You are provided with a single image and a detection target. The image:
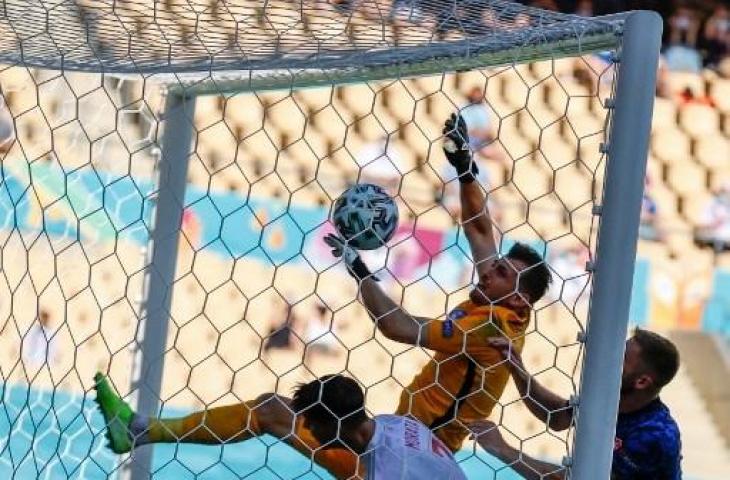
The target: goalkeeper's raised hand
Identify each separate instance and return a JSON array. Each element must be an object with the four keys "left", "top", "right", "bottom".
[
  {"left": 324, "top": 233, "right": 377, "bottom": 281},
  {"left": 443, "top": 113, "right": 478, "bottom": 184}
]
